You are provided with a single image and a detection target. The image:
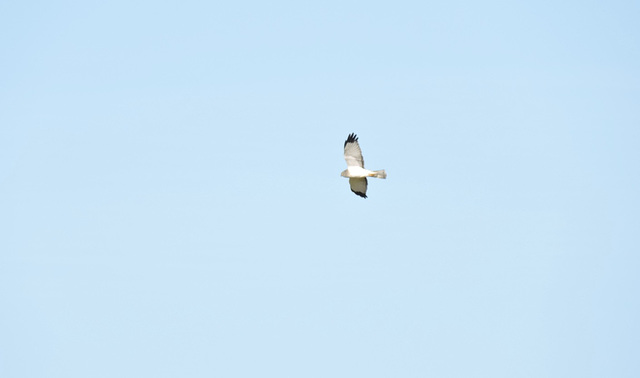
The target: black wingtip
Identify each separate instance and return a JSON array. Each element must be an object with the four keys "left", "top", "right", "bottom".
[
  {"left": 344, "top": 133, "right": 358, "bottom": 148},
  {"left": 351, "top": 190, "right": 367, "bottom": 199}
]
